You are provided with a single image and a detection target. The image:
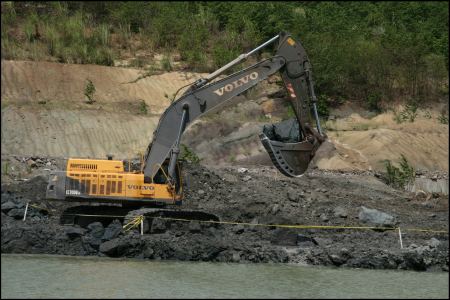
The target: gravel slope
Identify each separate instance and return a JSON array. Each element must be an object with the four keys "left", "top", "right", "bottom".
[{"left": 1, "top": 158, "right": 448, "bottom": 272}]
